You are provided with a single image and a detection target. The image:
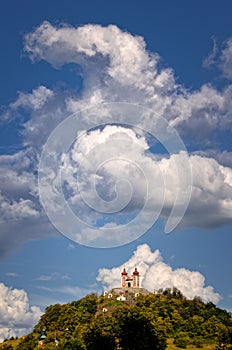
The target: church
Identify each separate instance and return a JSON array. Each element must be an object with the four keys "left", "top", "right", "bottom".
[
  {"left": 104, "top": 267, "right": 150, "bottom": 302},
  {"left": 121, "top": 267, "right": 140, "bottom": 288}
]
